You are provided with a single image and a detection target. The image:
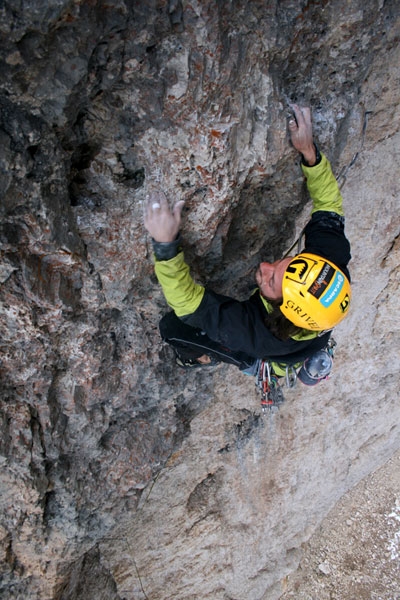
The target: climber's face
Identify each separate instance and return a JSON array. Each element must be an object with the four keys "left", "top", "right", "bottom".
[{"left": 256, "top": 257, "right": 293, "bottom": 301}]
